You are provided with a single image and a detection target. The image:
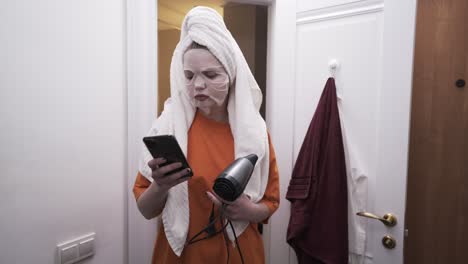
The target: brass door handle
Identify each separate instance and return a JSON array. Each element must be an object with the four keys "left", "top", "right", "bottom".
[{"left": 356, "top": 212, "right": 397, "bottom": 227}]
